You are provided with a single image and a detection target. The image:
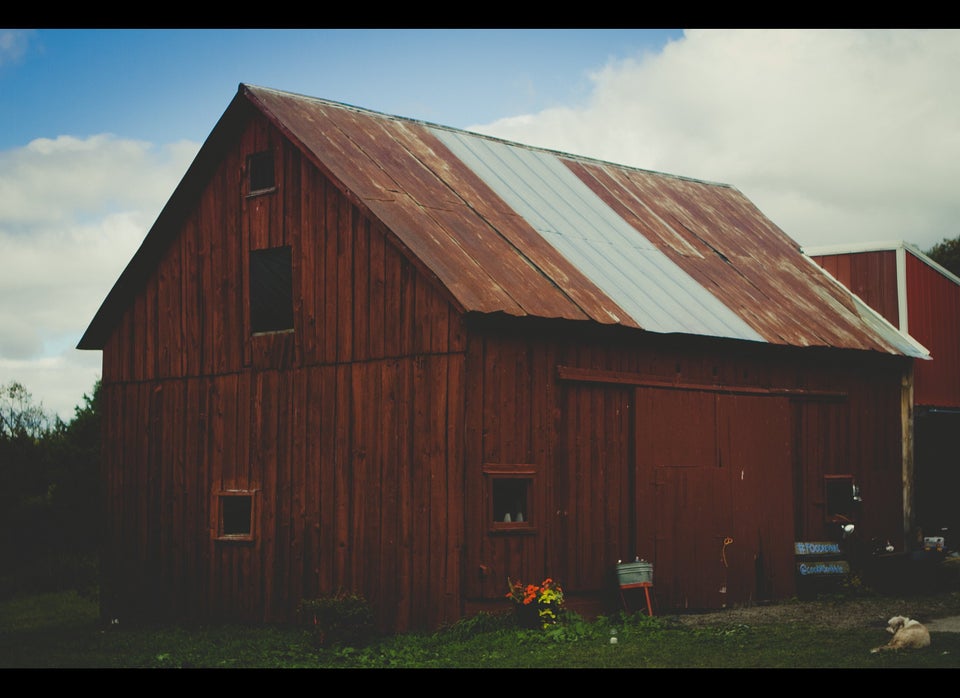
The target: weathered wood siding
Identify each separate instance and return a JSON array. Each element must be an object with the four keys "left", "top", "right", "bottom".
[
  {"left": 814, "top": 250, "right": 900, "bottom": 327},
  {"left": 904, "top": 252, "right": 960, "bottom": 408},
  {"left": 98, "top": 108, "right": 912, "bottom": 631},
  {"left": 99, "top": 113, "right": 466, "bottom": 633},
  {"left": 464, "top": 319, "right": 907, "bottom": 613}
]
